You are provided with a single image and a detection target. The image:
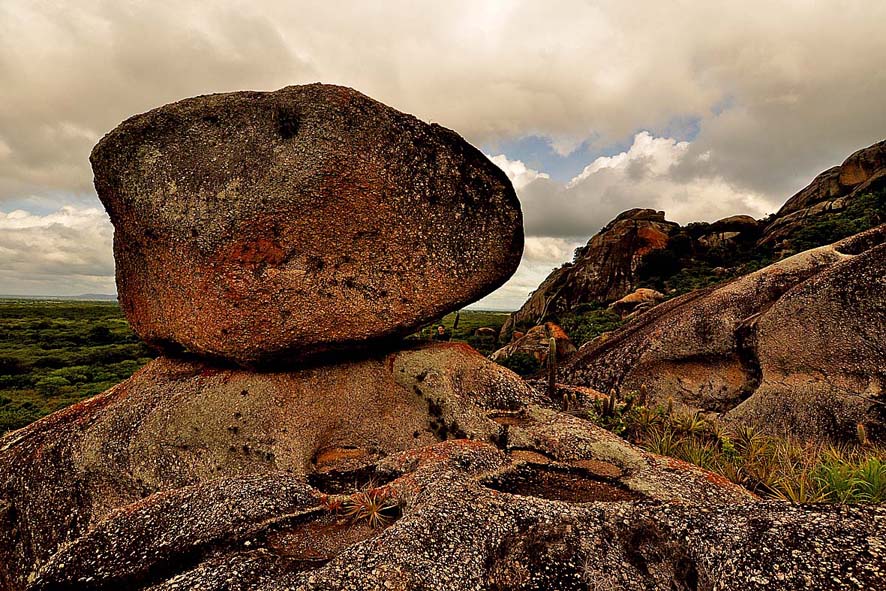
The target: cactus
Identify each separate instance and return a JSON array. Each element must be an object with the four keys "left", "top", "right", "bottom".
[
  {"left": 547, "top": 336, "right": 558, "bottom": 403},
  {"left": 622, "top": 391, "right": 636, "bottom": 415},
  {"left": 638, "top": 383, "right": 648, "bottom": 407},
  {"left": 603, "top": 388, "right": 617, "bottom": 417},
  {"left": 857, "top": 422, "right": 869, "bottom": 446}
]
